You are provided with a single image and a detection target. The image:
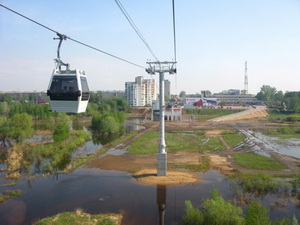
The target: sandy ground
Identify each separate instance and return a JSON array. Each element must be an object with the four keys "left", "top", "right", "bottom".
[
  {"left": 85, "top": 106, "right": 300, "bottom": 185},
  {"left": 132, "top": 169, "right": 199, "bottom": 185},
  {"left": 208, "top": 106, "right": 268, "bottom": 122}
]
